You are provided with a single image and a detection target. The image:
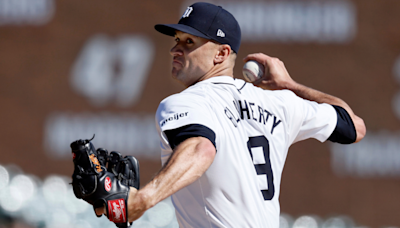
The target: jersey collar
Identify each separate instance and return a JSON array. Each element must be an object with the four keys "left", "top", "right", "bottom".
[
  {"left": 199, "top": 76, "right": 235, "bottom": 84},
  {"left": 196, "top": 76, "right": 247, "bottom": 93}
]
